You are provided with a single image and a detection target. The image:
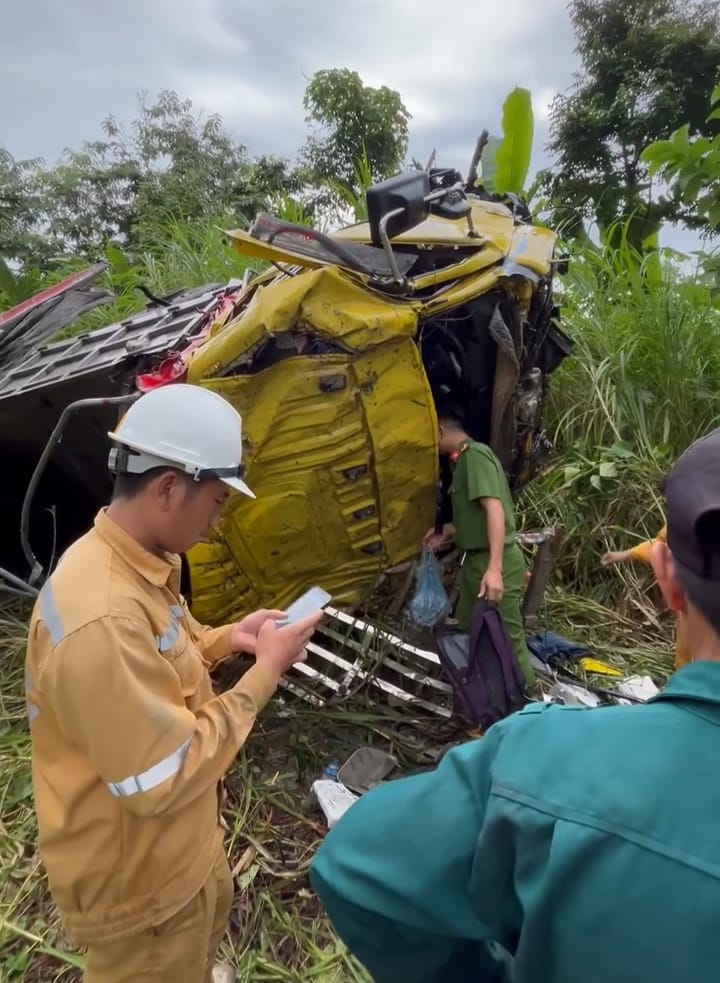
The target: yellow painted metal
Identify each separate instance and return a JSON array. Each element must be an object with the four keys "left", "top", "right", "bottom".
[
  {"left": 188, "top": 341, "right": 437, "bottom": 624},
  {"left": 186, "top": 268, "right": 436, "bottom": 624},
  {"left": 580, "top": 658, "right": 624, "bottom": 678},
  {"left": 224, "top": 226, "right": 331, "bottom": 270},
  {"left": 222, "top": 200, "right": 556, "bottom": 305},
  {"left": 184, "top": 202, "right": 557, "bottom": 626},
  {"left": 501, "top": 224, "right": 557, "bottom": 279},
  {"left": 399, "top": 245, "right": 507, "bottom": 293},
  {"left": 334, "top": 197, "right": 514, "bottom": 249},
  {"left": 186, "top": 266, "right": 419, "bottom": 383}
]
